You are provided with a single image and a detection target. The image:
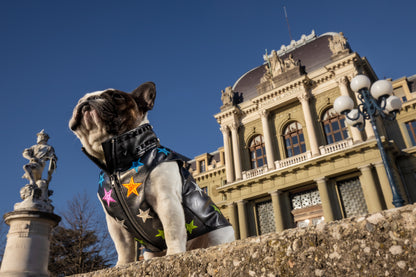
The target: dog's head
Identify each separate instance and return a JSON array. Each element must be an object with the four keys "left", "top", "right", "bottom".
[{"left": 69, "top": 82, "right": 156, "bottom": 162}]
